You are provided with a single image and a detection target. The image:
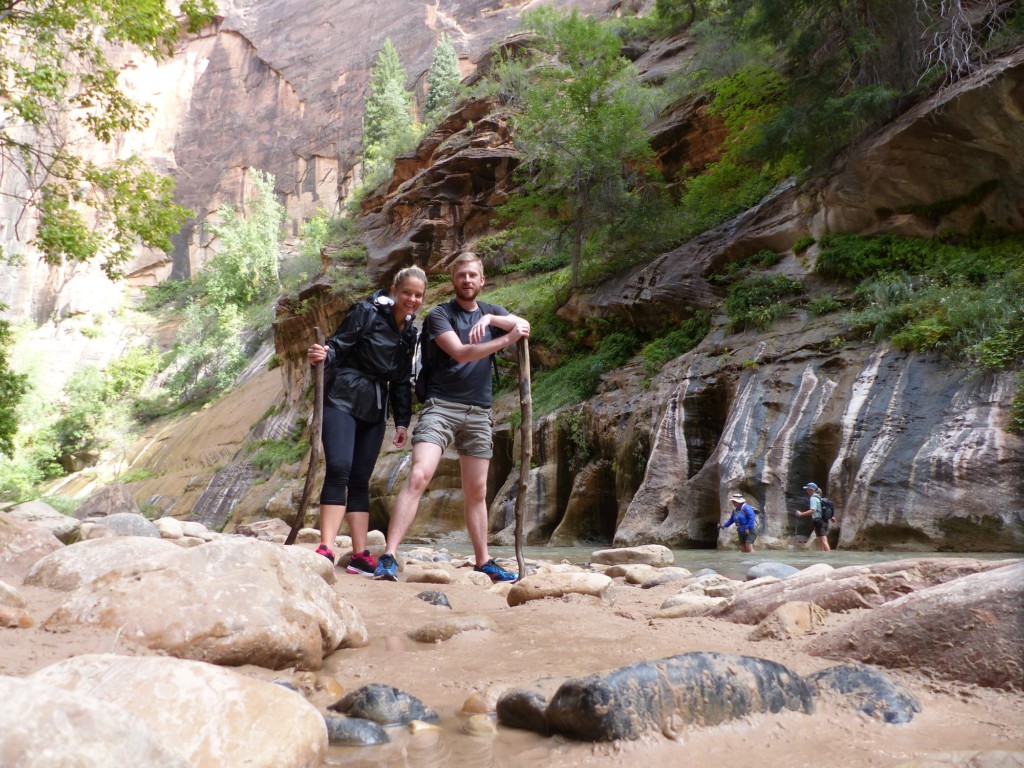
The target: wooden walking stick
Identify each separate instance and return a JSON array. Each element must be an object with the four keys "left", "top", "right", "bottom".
[
  {"left": 512, "top": 338, "right": 532, "bottom": 581},
  {"left": 286, "top": 327, "right": 325, "bottom": 546}
]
